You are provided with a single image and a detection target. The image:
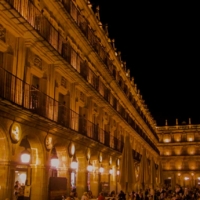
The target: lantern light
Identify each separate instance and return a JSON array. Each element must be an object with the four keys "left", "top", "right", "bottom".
[
  {"left": 51, "top": 154, "right": 59, "bottom": 168},
  {"left": 99, "top": 164, "right": 104, "bottom": 173},
  {"left": 71, "top": 155, "right": 78, "bottom": 170},
  {"left": 20, "top": 136, "right": 31, "bottom": 164},
  {"left": 21, "top": 149, "right": 31, "bottom": 163},
  {"left": 109, "top": 168, "right": 113, "bottom": 175},
  {"left": 117, "top": 169, "right": 120, "bottom": 176},
  {"left": 51, "top": 147, "right": 59, "bottom": 168},
  {"left": 87, "top": 161, "right": 93, "bottom": 172}
]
